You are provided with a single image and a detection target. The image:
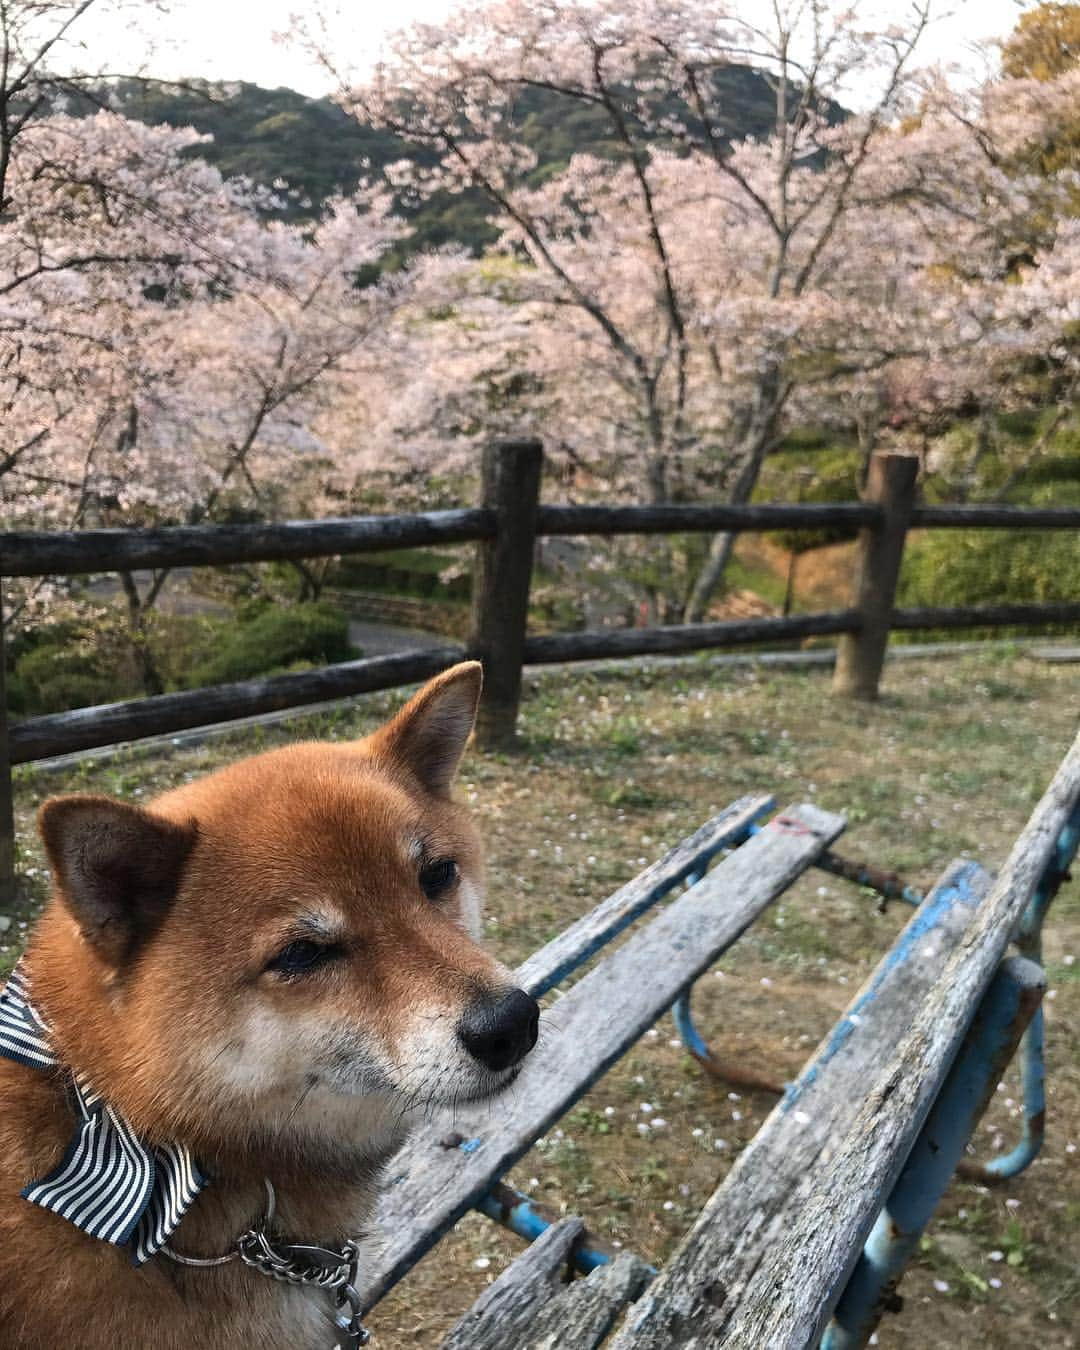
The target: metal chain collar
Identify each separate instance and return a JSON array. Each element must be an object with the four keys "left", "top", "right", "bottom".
[{"left": 162, "top": 1180, "right": 370, "bottom": 1349}]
